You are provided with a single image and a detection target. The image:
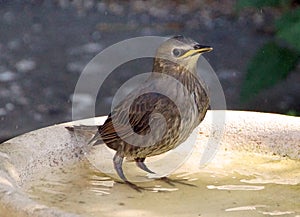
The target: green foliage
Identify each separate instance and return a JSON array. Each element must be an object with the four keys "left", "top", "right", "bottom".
[
  {"left": 276, "top": 8, "right": 300, "bottom": 52},
  {"left": 240, "top": 42, "right": 299, "bottom": 102},
  {"left": 236, "top": 0, "right": 291, "bottom": 10},
  {"left": 286, "top": 110, "right": 300, "bottom": 116},
  {"left": 276, "top": 8, "right": 300, "bottom": 31},
  {"left": 237, "top": 0, "right": 300, "bottom": 104}
]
